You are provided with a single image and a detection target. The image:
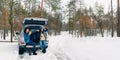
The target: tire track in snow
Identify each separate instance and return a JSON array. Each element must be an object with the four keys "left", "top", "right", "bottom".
[
  {"left": 53, "top": 50, "right": 73, "bottom": 60},
  {"left": 48, "top": 35, "right": 73, "bottom": 60},
  {"left": 18, "top": 46, "right": 72, "bottom": 60},
  {"left": 49, "top": 43, "right": 73, "bottom": 60},
  {"left": 19, "top": 51, "right": 72, "bottom": 60},
  {"left": 19, "top": 34, "right": 73, "bottom": 60}
]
